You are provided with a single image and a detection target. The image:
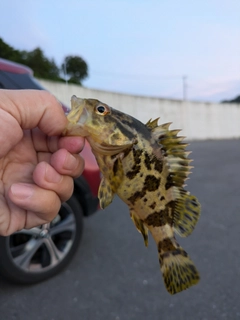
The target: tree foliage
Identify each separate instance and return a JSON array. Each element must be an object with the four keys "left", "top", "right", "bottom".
[
  {"left": 0, "top": 38, "right": 88, "bottom": 84},
  {"left": 62, "top": 55, "right": 88, "bottom": 85},
  {"left": 22, "top": 47, "right": 60, "bottom": 80},
  {"left": 222, "top": 95, "right": 240, "bottom": 104},
  {"left": 0, "top": 38, "right": 23, "bottom": 63}
]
